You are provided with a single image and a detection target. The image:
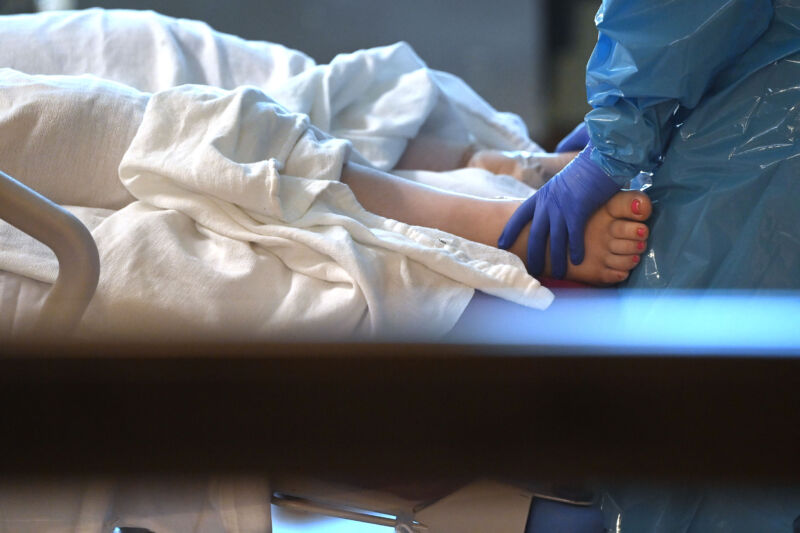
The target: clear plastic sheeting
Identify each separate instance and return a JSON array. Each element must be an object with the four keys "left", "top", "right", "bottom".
[
  {"left": 586, "top": 0, "right": 774, "bottom": 183},
  {"left": 581, "top": 0, "right": 800, "bottom": 289},
  {"left": 599, "top": 484, "right": 800, "bottom": 533},
  {"left": 620, "top": 2, "right": 800, "bottom": 289},
  {"left": 628, "top": 52, "right": 800, "bottom": 289}
]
